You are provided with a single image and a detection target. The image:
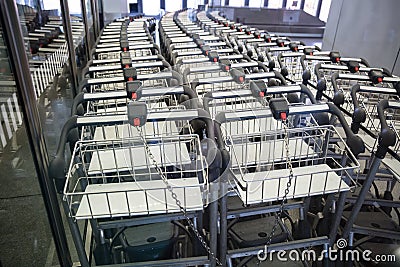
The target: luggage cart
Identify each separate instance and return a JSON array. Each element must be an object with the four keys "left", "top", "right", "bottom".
[
  {"left": 313, "top": 62, "right": 384, "bottom": 102},
  {"left": 213, "top": 101, "right": 363, "bottom": 266},
  {"left": 300, "top": 52, "right": 369, "bottom": 92},
  {"left": 50, "top": 76, "right": 222, "bottom": 266},
  {"left": 342, "top": 99, "right": 400, "bottom": 253},
  {"left": 346, "top": 85, "right": 400, "bottom": 222}
]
